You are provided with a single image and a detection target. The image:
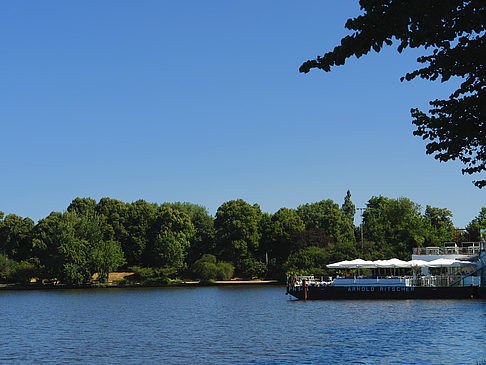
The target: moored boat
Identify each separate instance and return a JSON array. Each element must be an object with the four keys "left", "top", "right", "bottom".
[{"left": 286, "top": 241, "right": 486, "bottom": 300}]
